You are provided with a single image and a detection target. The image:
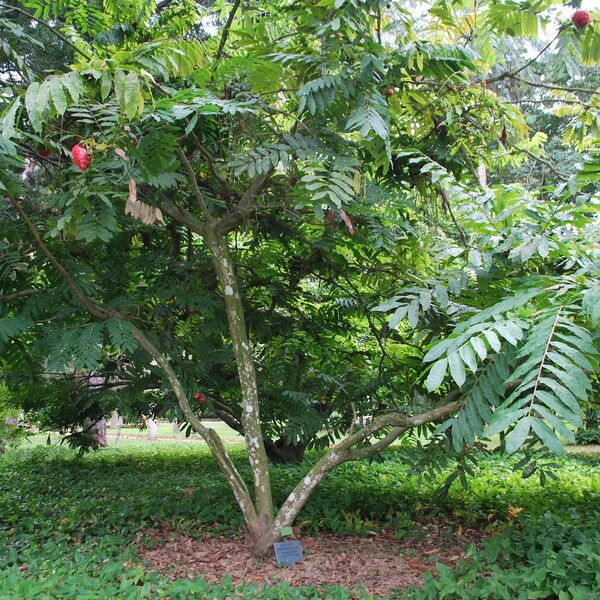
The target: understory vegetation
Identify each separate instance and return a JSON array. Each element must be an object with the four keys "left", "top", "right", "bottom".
[{"left": 1, "top": 444, "right": 599, "bottom": 599}]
